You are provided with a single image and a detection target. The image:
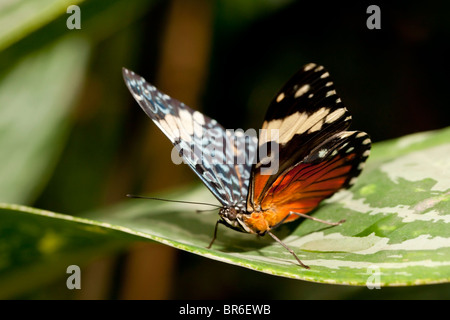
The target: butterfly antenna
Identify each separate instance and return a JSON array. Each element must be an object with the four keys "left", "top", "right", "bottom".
[
  {"left": 195, "top": 208, "right": 219, "bottom": 214},
  {"left": 126, "top": 194, "right": 222, "bottom": 208}
]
